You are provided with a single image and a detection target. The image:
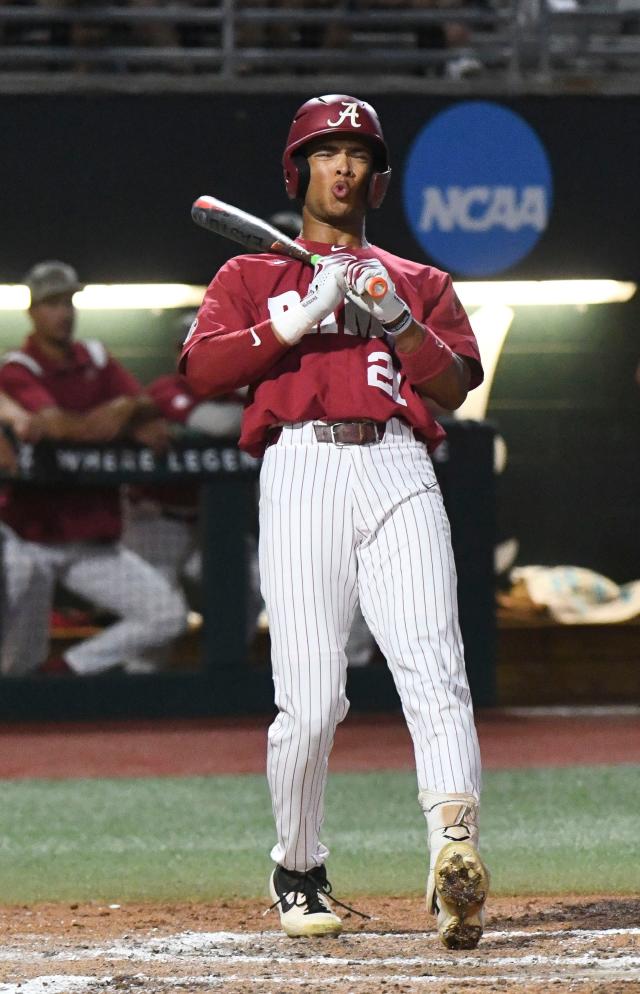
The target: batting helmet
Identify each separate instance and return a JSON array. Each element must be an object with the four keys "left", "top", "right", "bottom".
[{"left": 283, "top": 94, "right": 391, "bottom": 209}]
